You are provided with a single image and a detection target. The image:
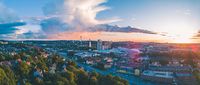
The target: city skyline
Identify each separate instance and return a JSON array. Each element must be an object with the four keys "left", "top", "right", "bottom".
[{"left": 0, "top": 0, "right": 200, "bottom": 43}]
